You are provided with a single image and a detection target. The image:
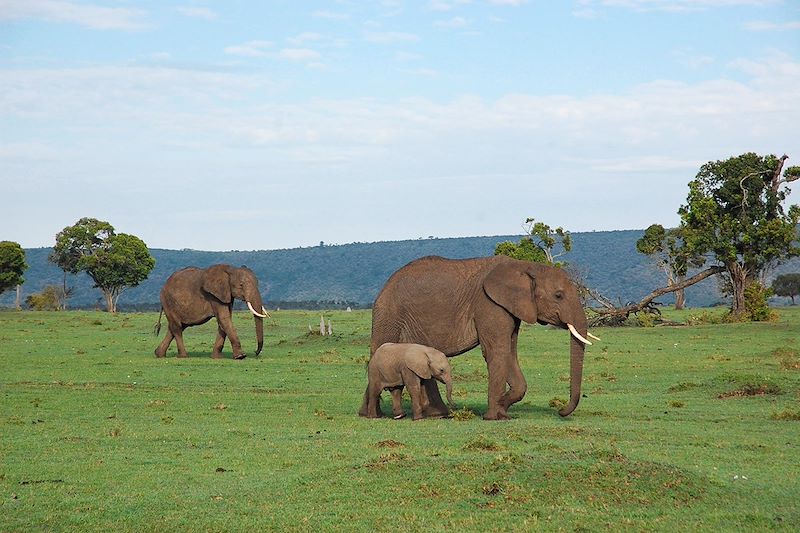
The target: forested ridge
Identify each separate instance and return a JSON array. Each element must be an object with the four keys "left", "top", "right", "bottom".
[{"left": 4, "top": 230, "right": 800, "bottom": 310}]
